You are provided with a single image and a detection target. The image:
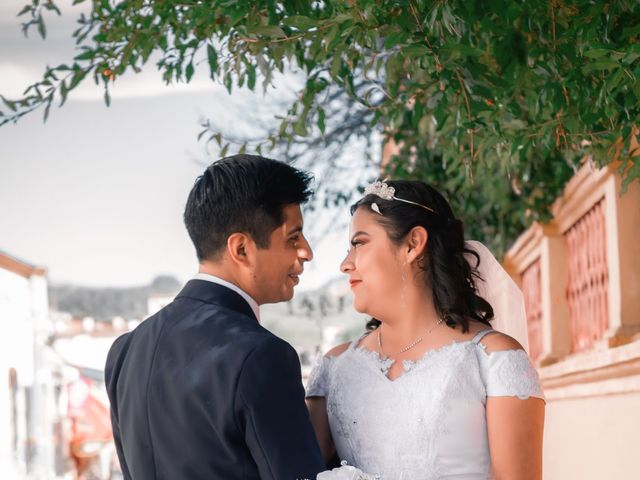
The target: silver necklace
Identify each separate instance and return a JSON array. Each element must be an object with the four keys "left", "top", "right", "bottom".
[{"left": 377, "top": 317, "right": 445, "bottom": 357}]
